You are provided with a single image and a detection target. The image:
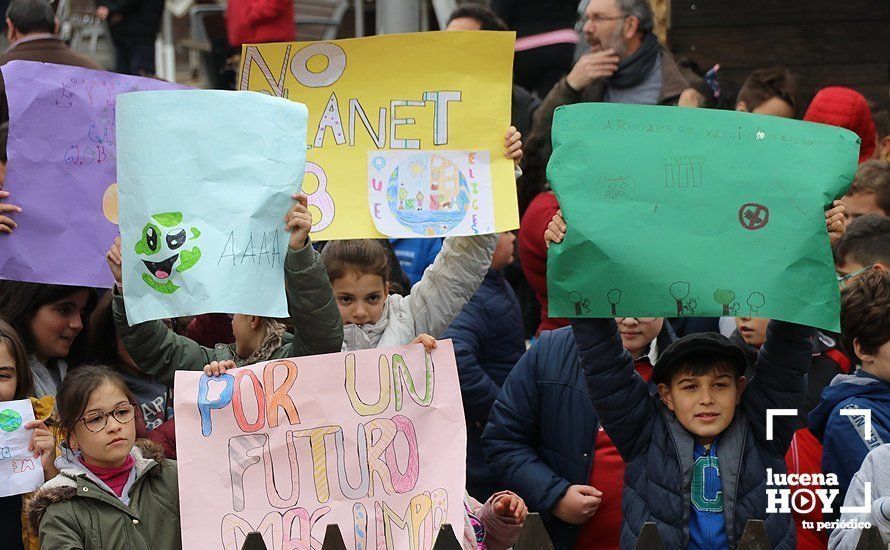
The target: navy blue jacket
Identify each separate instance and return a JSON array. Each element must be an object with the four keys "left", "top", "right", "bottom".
[
  {"left": 481, "top": 324, "right": 674, "bottom": 549},
  {"left": 572, "top": 318, "right": 812, "bottom": 550},
  {"left": 481, "top": 327, "right": 596, "bottom": 549},
  {"left": 442, "top": 269, "right": 525, "bottom": 499},
  {"left": 808, "top": 370, "right": 890, "bottom": 511}
]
